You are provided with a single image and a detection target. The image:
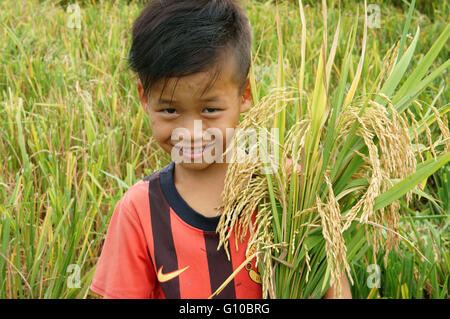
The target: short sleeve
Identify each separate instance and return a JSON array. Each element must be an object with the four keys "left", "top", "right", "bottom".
[{"left": 90, "top": 197, "right": 156, "bottom": 299}]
